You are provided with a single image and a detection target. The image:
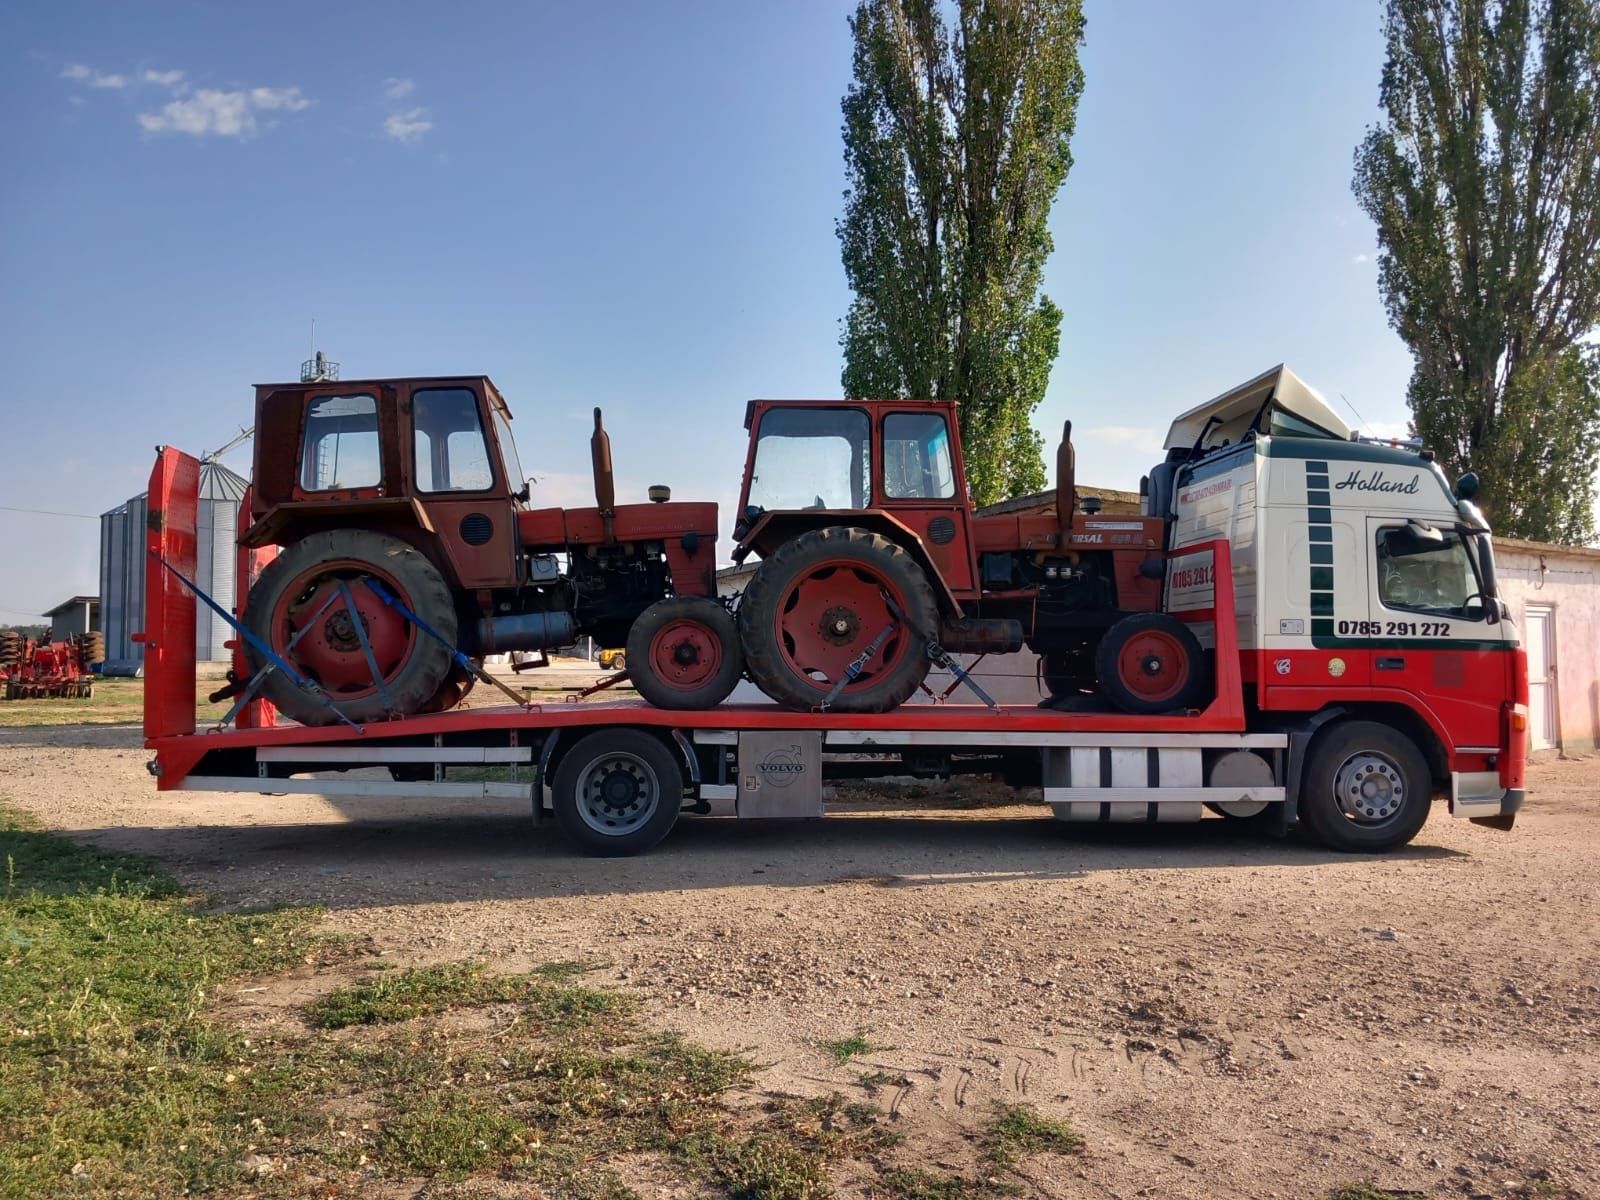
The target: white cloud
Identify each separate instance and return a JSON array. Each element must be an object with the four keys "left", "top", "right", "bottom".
[
  {"left": 250, "top": 86, "right": 310, "bottom": 112},
  {"left": 62, "top": 63, "right": 127, "bottom": 88},
  {"left": 383, "top": 107, "right": 432, "bottom": 144},
  {"left": 1352, "top": 252, "right": 1372, "bottom": 264},
  {"left": 383, "top": 77, "right": 415, "bottom": 100},
  {"left": 142, "top": 68, "right": 184, "bottom": 87},
  {"left": 138, "top": 86, "right": 311, "bottom": 138}
]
